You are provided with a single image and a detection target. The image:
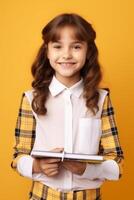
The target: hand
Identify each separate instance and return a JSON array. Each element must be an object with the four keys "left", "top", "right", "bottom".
[
  {"left": 61, "top": 160, "right": 87, "bottom": 175},
  {"left": 32, "top": 147, "right": 64, "bottom": 177}
]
